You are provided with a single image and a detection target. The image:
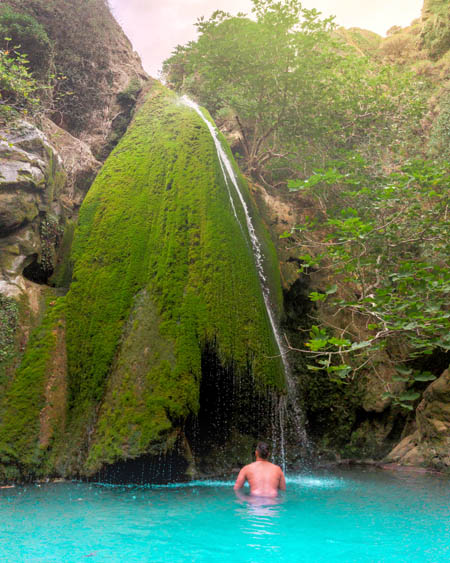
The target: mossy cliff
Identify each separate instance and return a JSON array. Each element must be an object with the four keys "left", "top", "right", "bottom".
[{"left": 0, "top": 83, "right": 284, "bottom": 480}]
